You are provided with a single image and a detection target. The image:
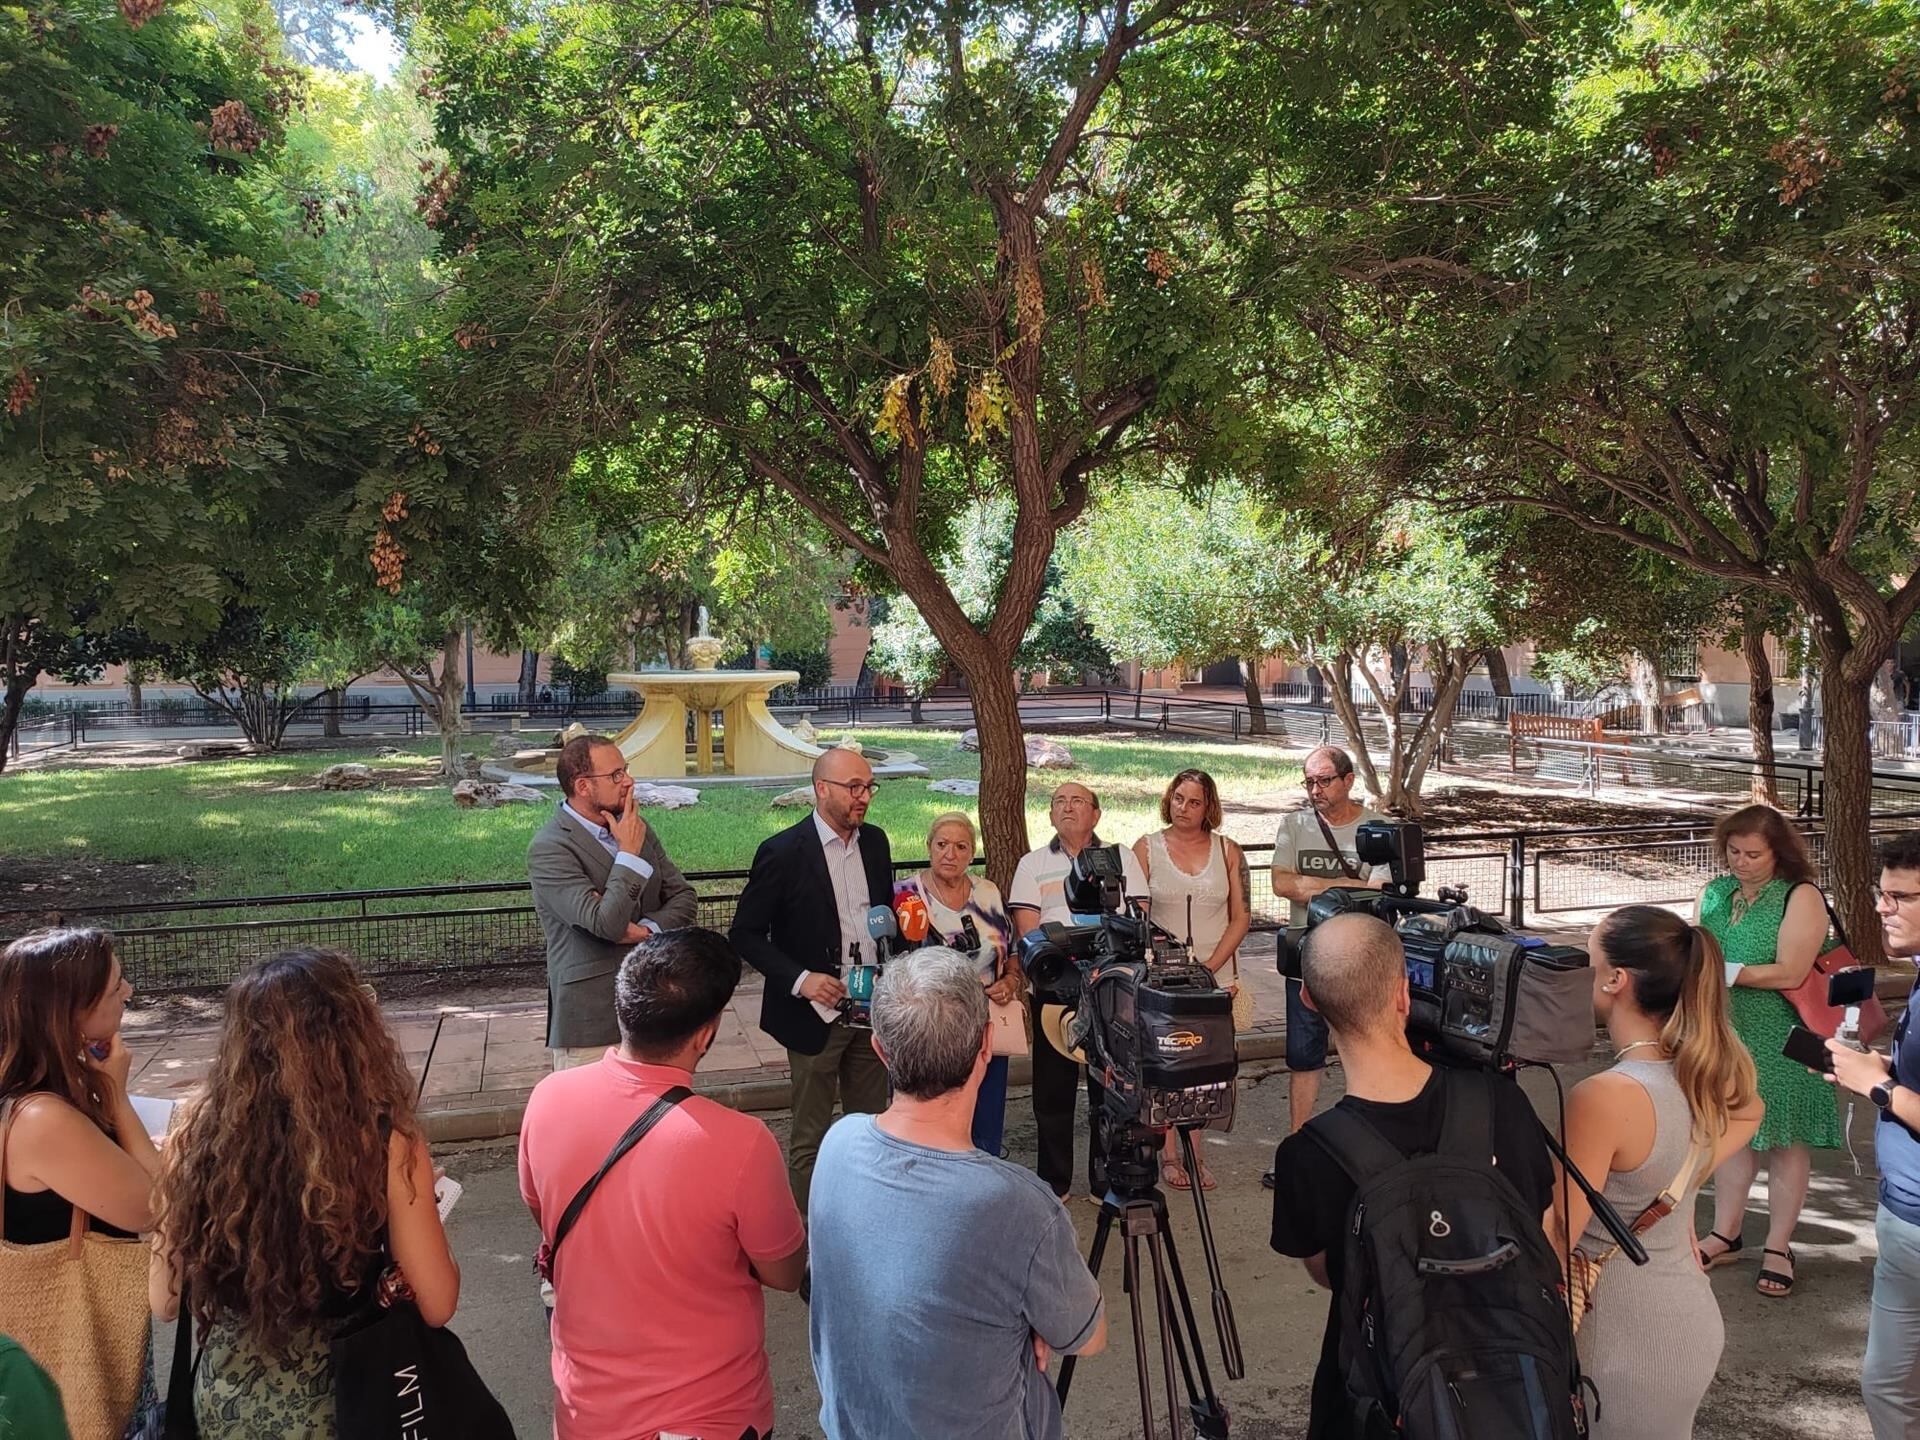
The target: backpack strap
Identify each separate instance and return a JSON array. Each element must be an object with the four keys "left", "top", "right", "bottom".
[
  {"left": 535, "top": 1085, "right": 691, "bottom": 1282},
  {"left": 1303, "top": 1103, "right": 1408, "bottom": 1189},
  {"left": 1436, "top": 1068, "right": 1496, "bottom": 1164}
]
